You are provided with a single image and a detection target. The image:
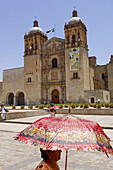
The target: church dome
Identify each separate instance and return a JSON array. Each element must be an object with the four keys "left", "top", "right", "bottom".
[
  {"left": 29, "top": 20, "right": 43, "bottom": 34},
  {"left": 68, "top": 17, "right": 81, "bottom": 24},
  {"left": 29, "top": 27, "right": 43, "bottom": 34}
]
